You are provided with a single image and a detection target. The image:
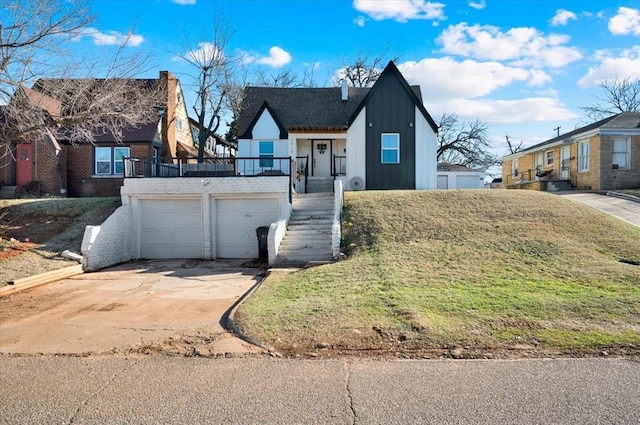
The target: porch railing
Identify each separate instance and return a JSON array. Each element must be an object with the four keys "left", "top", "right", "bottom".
[
  {"left": 124, "top": 156, "right": 292, "bottom": 178},
  {"left": 296, "top": 155, "right": 309, "bottom": 193},
  {"left": 333, "top": 155, "right": 346, "bottom": 176}
]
